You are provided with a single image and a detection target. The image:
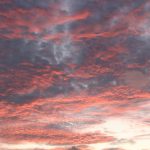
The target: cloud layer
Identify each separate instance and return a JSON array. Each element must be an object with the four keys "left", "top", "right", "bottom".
[{"left": 0, "top": 0, "right": 150, "bottom": 149}]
